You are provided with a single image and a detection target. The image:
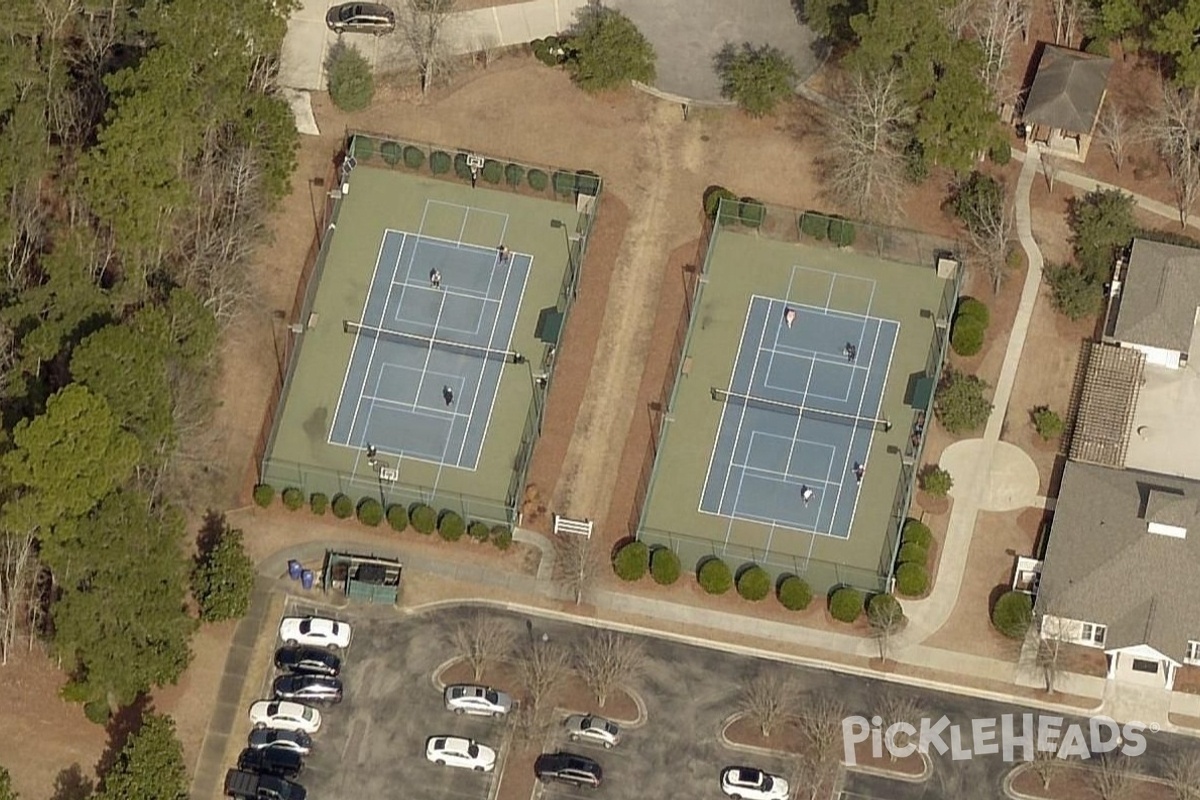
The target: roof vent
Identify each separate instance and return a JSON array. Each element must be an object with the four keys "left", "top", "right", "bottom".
[{"left": 1144, "top": 488, "right": 1191, "bottom": 538}]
